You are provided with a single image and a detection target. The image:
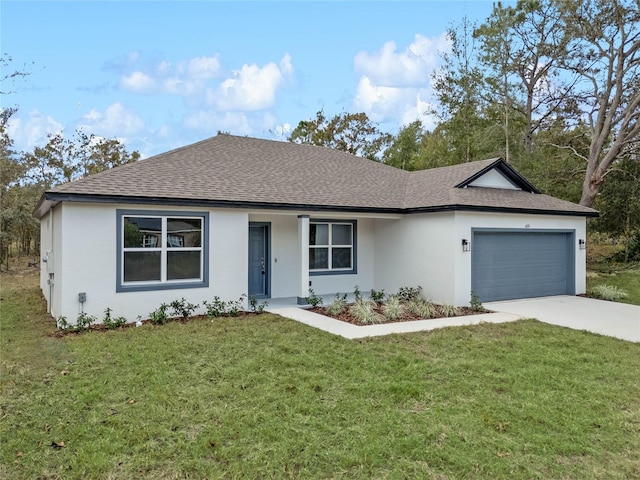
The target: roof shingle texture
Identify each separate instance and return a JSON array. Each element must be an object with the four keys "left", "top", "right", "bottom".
[{"left": 48, "top": 134, "right": 597, "bottom": 216}]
